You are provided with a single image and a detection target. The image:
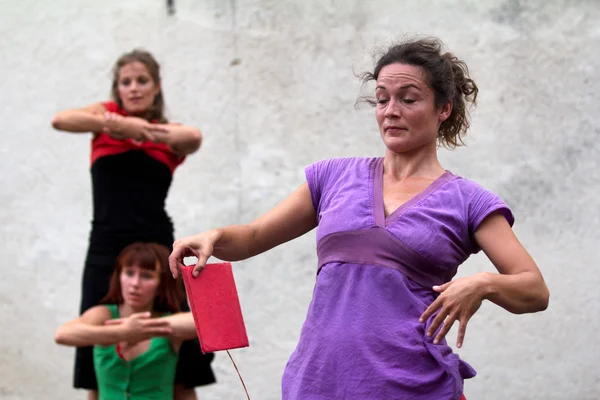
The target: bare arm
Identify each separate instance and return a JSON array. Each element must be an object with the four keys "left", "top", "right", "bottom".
[
  {"left": 161, "top": 312, "right": 197, "bottom": 341},
  {"left": 214, "top": 183, "right": 317, "bottom": 260},
  {"left": 51, "top": 103, "right": 107, "bottom": 133},
  {"left": 420, "top": 212, "right": 550, "bottom": 347},
  {"left": 54, "top": 307, "right": 172, "bottom": 347},
  {"left": 54, "top": 306, "right": 122, "bottom": 347},
  {"left": 152, "top": 124, "right": 202, "bottom": 156},
  {"left": 170, "top": 182, "right": 318, "bottom": 277},
  {"left": 474, "top": 212, "right": 549, "bottom": 314}
]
